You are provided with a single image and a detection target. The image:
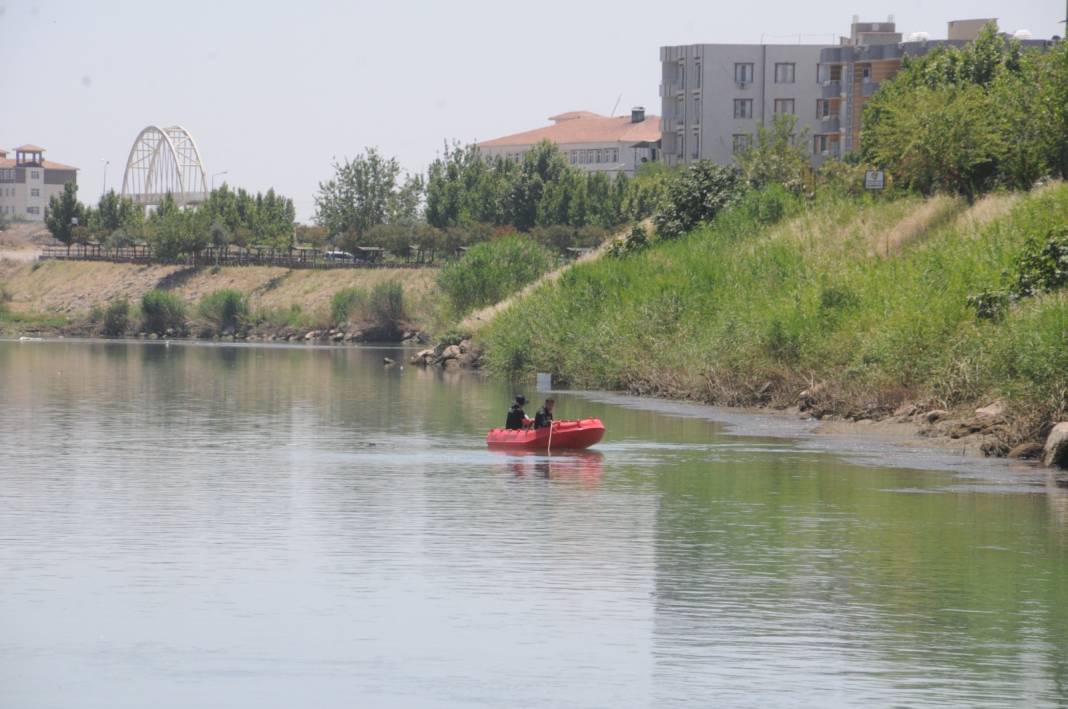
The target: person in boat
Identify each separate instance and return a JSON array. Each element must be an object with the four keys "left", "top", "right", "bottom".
[
  {"left": 505, "top": 395, "right": 528, "bottom": 430},
  {"left": 533, "top": 398, "right": 555, "bottom": 429}
]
